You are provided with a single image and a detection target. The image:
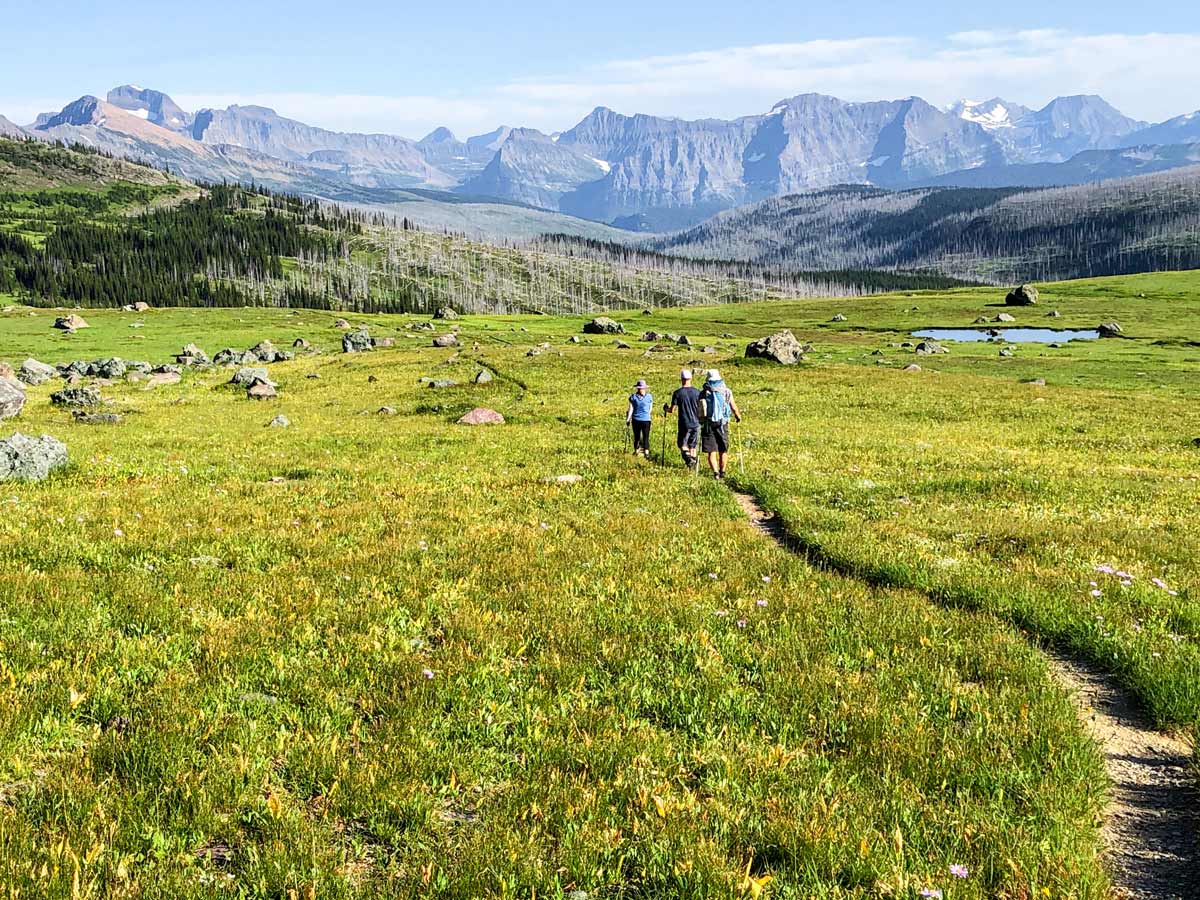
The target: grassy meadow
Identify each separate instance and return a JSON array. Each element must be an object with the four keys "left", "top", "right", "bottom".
[{"left": 0, "top": 271, "right": 1197, "bottom": 897}]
